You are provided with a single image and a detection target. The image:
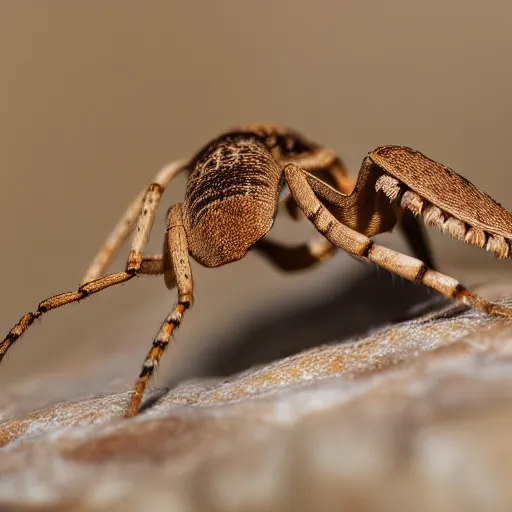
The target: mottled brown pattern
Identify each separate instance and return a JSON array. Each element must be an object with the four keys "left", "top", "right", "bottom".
[
  {"left": 181, "top": 125, "right": 348, "bottom": 267},
  {"left": 63, "top": 416, "right": 202, "bottom": 463},
  {"left": 235, "top": 123, "right": 322, "bottom": 160},
  {"left": 3, "top": 124, "right": 512, "bottom": 419},
  {"left": 371, "top": 146, "right": 512, "bottom": 238},
  {"left": 183, "top": 132, "right": 282, "bottom": 267},
  {"left": 185, "top": 133, "right": 274, "bottom": 226}
]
